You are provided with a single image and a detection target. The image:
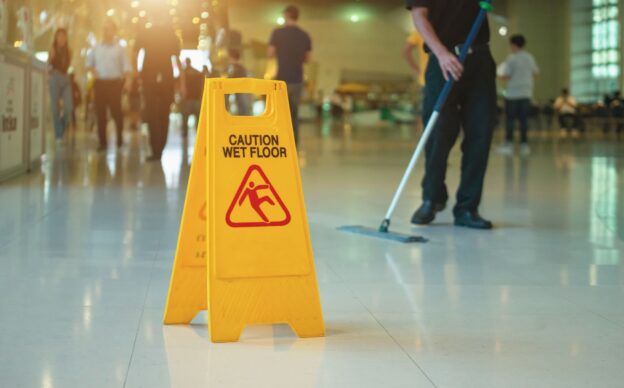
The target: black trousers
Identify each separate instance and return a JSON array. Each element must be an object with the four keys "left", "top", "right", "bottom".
[
  {"left": 558, "top": 113, "right": 582, "bottom": 131},
  {"left": 505, "top": 98, "right": 530, "bottom": 143},
  {"left": 286, "top": 83, "right": 303, "bottom": 147},
  {"left": 421, "top": 50, "right": 497, "bottom": 215},
  {"left": 94, "top": 79, "right": 124, "bottom": 147},
  {"left": 143, "top": 80, "right": 174, "bottom": 158}
]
